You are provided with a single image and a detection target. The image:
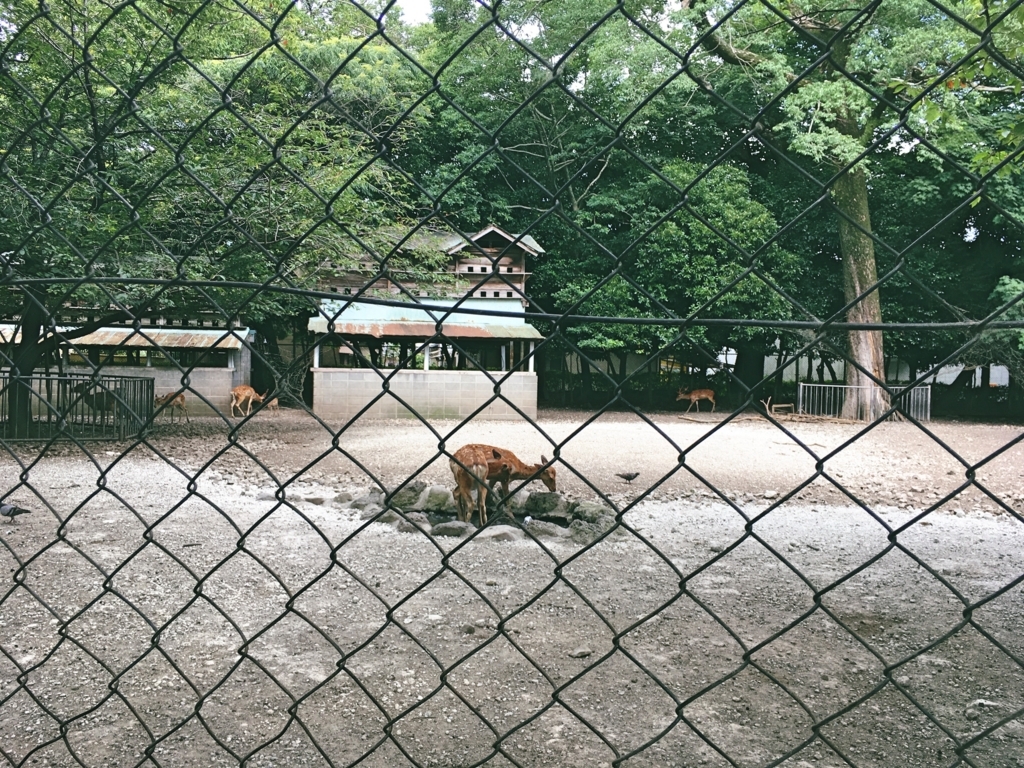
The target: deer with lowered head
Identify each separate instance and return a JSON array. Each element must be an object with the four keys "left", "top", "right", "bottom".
[
  {"left": 229, "top": 385, "right": 266, "bottom": 417},
  {"left": 480, "top": 445, "right": 556, "bottom": 499},
  {"left": 450, "top": 444, "right": 557, "bottom": 526},
  {"left": 155, "top": 391, "right": 190, "bottom": 423},
  {"left": 676, "top": 387, "right": 716, "bottom": 413}
]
